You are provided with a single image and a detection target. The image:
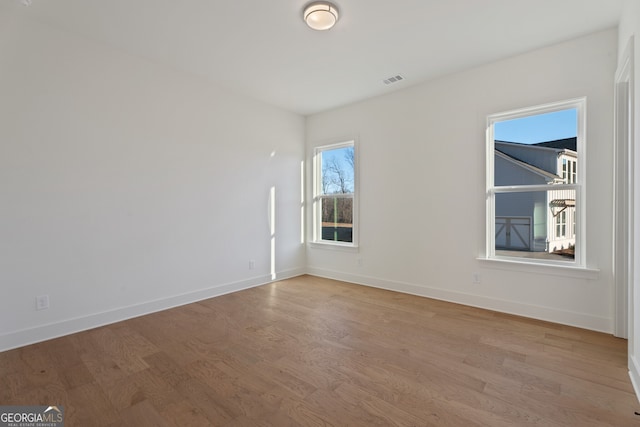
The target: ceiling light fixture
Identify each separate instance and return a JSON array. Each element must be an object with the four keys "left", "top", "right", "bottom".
[{"left": 303, "top": 2, "right": 339, "bottom": 31}]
